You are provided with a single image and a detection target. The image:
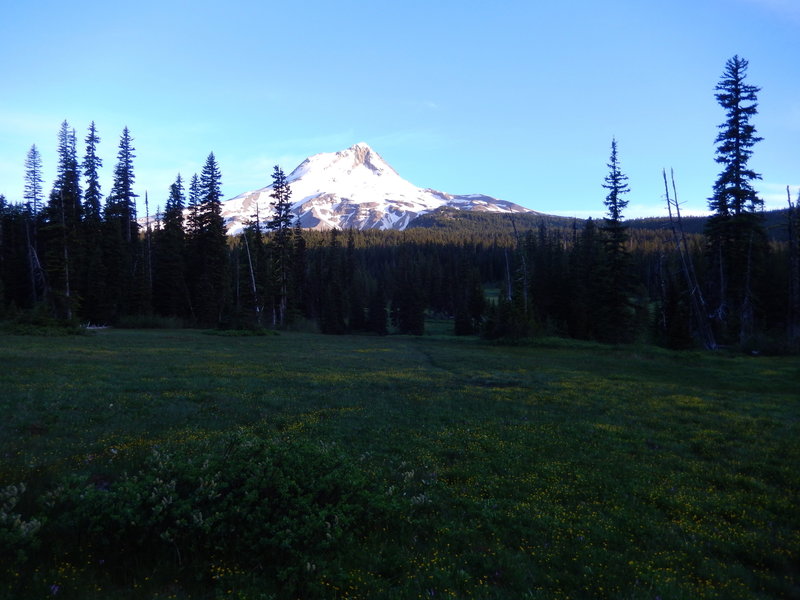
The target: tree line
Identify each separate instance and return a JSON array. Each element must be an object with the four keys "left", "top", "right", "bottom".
[{"left": 0, "top": 56, "right": 798, "bottom": 351}]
